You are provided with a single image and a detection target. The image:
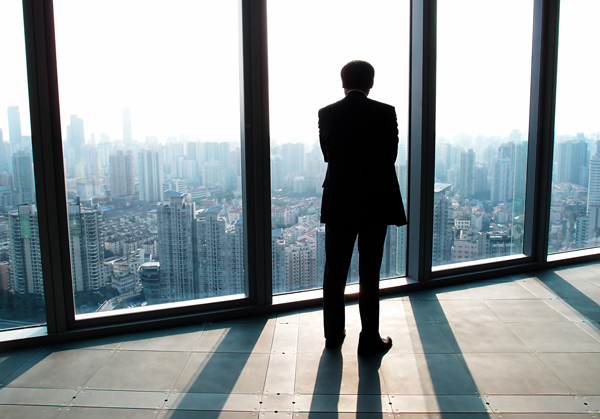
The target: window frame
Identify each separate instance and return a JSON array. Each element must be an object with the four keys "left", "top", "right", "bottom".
[{"left": 4, "top": 0, "right": 598, "bottom": 347}]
